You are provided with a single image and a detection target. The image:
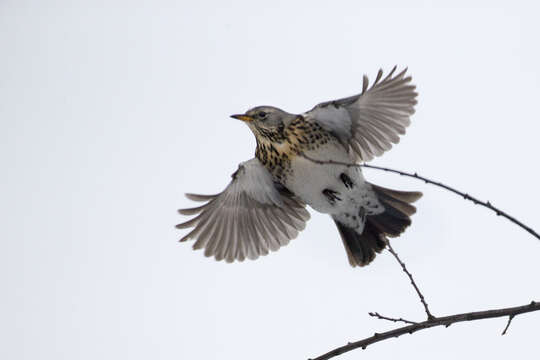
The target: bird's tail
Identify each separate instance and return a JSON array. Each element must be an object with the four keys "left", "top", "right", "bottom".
[{"left": 334, "top": 183, "right": 422, "bottom": 267}]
